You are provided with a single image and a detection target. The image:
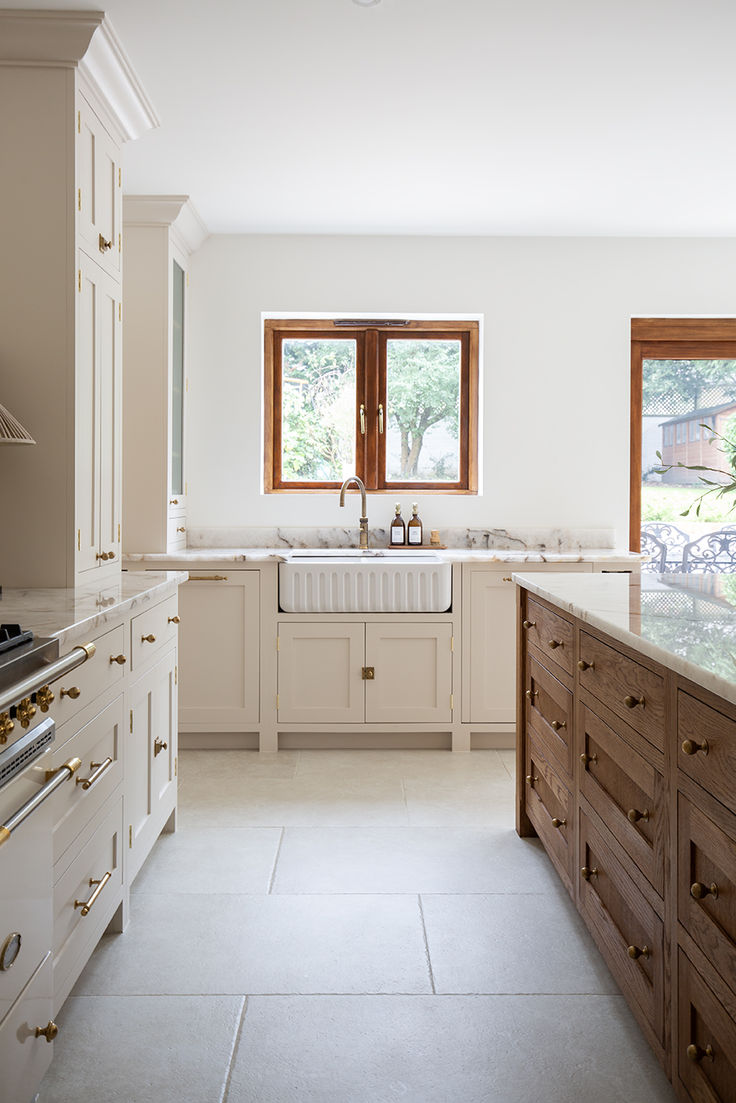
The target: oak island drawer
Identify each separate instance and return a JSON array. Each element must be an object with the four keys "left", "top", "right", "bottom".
[
  {"left": 50, "top": 695, "right": 124, "bottom": 865},
  {"left": 678, "top": 950, "right": 736, "bottom": 1103},
  {"left": 130, "top": 594, "right": 179, "bottom": 671},
  {"left": 579, "top": 704, "right": 665, "bottom": 896},
  {"left": 0, "top": 953, "right": 54, "bottom": 1103},
  {"left": 525, "top": 653, "right": 573, "bottom": 779},
  {"left": 678, "top": 793, "right": 736, "bottom": 999},
  {"left": 50, "top": 624, "right": 126, "bottom": 729},
  {"left": 522, "top": 598, "right": 574, "bottom": 676},
  {"left": 577, "top": 631, "right": 665, "bottom": 751},
  {"left": 678, "top": 690, "right": 736, "bottom": 818},
  {"left": 525, "top": 736, "right": 573, "bottom": 894},
  {"left": 578, "top": 809, "right": 665, "bottom": 1046}
]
